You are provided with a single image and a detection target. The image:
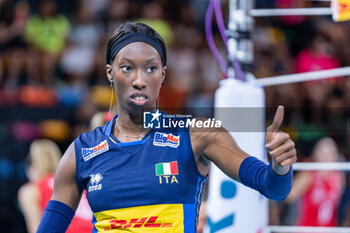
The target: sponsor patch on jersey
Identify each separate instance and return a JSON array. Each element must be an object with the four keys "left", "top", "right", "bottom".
[
  {"left": 153, "top": 132, "right": 180, "bottom": 148},
  {"left": 88, "top": 173, "right": 103, "bottom": 192},
  {"left": 82, "top": 140, "right": 109, "bottom": 161},
  {"left": 94, "top": 204, "right": 184, "bottom": 232},
  {"left": 90, "top": 173, "right": 103, "bottom": 185}
]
